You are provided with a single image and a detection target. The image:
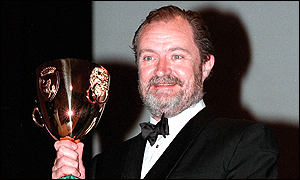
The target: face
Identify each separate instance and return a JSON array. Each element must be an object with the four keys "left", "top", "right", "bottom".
[{"left": 137, "top": 16, "right": 213, "bottom": 119}]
